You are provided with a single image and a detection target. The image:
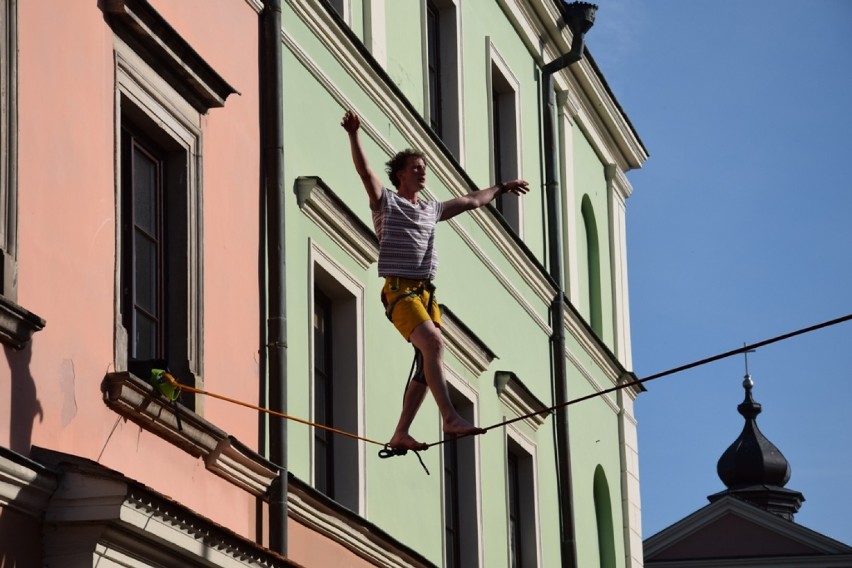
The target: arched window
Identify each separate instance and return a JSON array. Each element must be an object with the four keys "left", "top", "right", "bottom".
[
  {"left": 581, "top": 196, "right": 602, "bottom": 336},
  {"left": 593, "top": 466, "right": 616, "bottom": 568}
]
